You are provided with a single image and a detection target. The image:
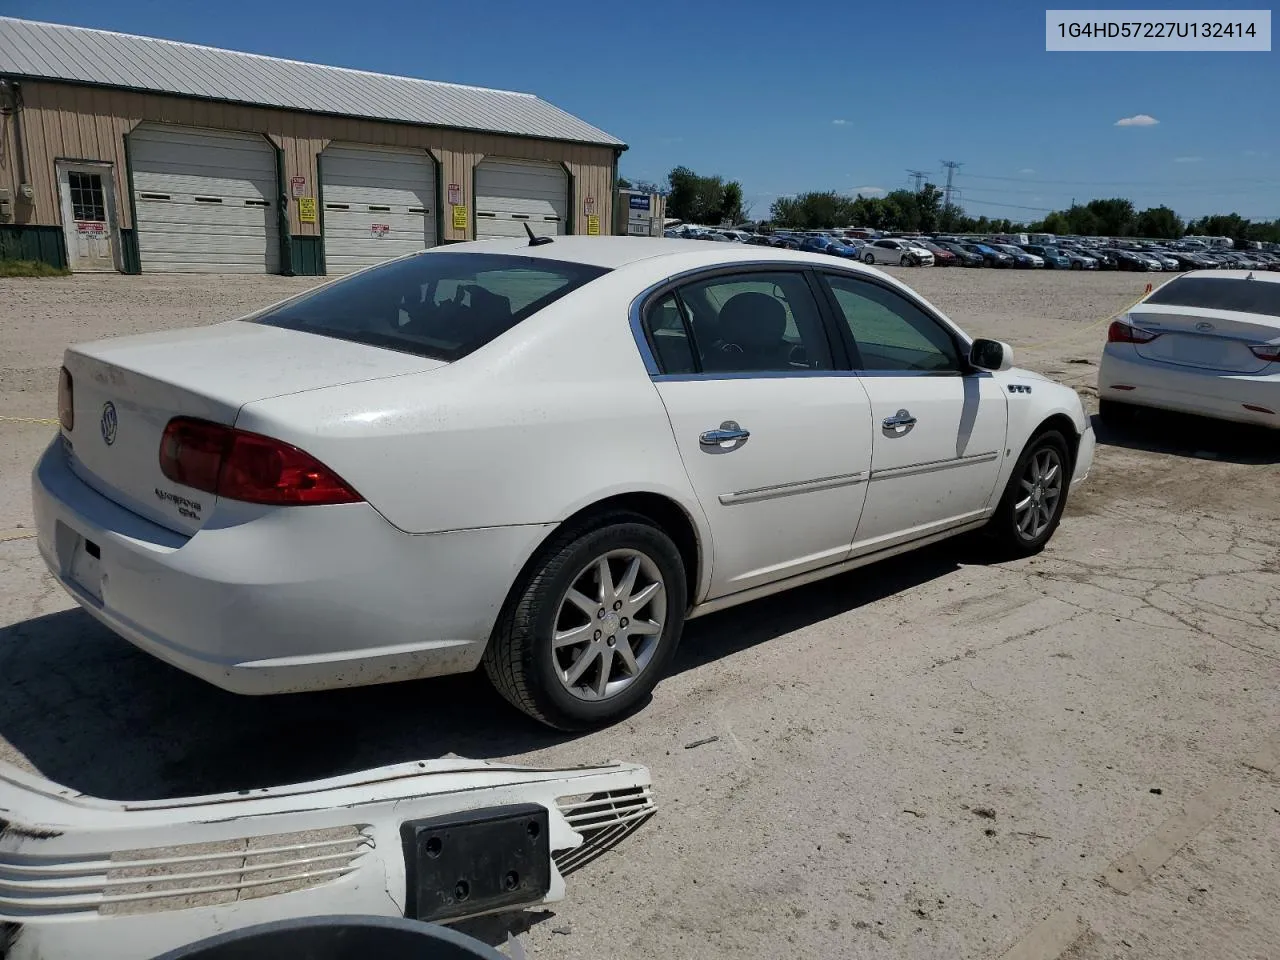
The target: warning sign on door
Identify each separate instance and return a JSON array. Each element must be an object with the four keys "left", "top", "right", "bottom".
[
  {"left": 298, "top": 197, "right": 317, "bottom": 223},
  {"left": 371, "top": 223, "right": 390, "bottom": 237},
  {"left": 452, "top": 205, "right": 468, "bottom": 230}
]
